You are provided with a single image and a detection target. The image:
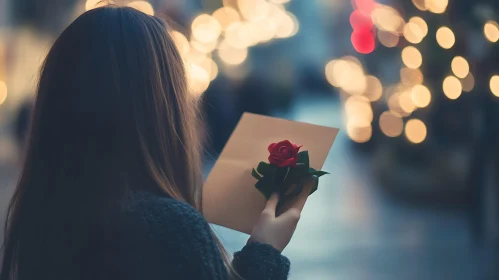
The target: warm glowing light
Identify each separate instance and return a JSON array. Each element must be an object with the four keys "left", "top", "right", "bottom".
[
  {"left": 270, "top": 0, "right": 290, "bottom": 3},
  {"left": 238, "top": 0, "right": 270, "bottom": 21},
  {"left": 409, "top": 17, "right": 428, "bottom": 37},
  {"left": 249, "top": 19, "right": 277, "bottom": 43},
  {"left": 191, "top": 39, "right": 217, "bottom": 54},
  {"left": 461, "top": 72, "right": 475, "bottom": 92},
  {"left": 484, "top": 21, "right": 499, "bottom": 43},
  {"left": 387, "top": 84, "right": 412, "bottom": 117},
  {"left": 400, "top": 68, "right": 423, "bottom": 86},
  {"left": 217, "top": 40, "right": 248, "bottom": 65},
  {"left": 170, "top": 31, "right": 190, "bottom": 56},
  {"left": 425, "top": 0, "right": 448, "bottom": 14},
  {"left": 335, "top": 59, "right": 366, "bottom": 95},
  {"left": 225, "top": 22, "right": 253, "bottom": 48},
  {"left": 185, "top": 62, "right": 210, "bottom": 97},
  {"left": 351, "top": 29, "right": 375, "bottom": 54},
  {"left": 403, "top": 22, "right": 425, "bottom": 44},
  {"left": 371, "top": 5, "right": 405, "bottom": 34},
  {"left": 350, "top": 9, "right": 374, "bottom": 31},
  {"left": 127, "top": 1, "right": 154, "bottom": 16},
  {"left": 490, "top": 75, "right": 499, "bottom": 97},
  {"left": 412, "top": 0, "right": 427, "bottom": 11},
  {"left": 379, "top": 111, "right": 403, "bottom": 137},
  {"left": 345, "top": 96, "right": 373, "bottom": 127},
  {"left": 85, "top": 0, "right": 108, "bottom": 11},
  {"left": 405, "top": 119, "right": 427, "bottom": 144},
  {"left": 325, "top": 60, "right": 340, "bottom": 87},
  {"left": 399, "top": 90, "right": 416, "bottom": 113},
  {"left": 274, "top": 12, "right": 299, "bottom": 38},
  {"left": 451, "top": 56, "right": 469, "bottom": 79},
  {"left": 402, "top": 46, "right": 422, "bottom": 69},
  {"left": 213, "top": 7, "right": 241, "bottom": 30},
  {"left": 378, "top": 30, "right": 399, "bottom": 48},
  {"left": 443, "top": 76, "right": 462, "bottom": 100},
  {"left": 0, "top": 81, "right": 7, "bottom": 104},
  {"left": 192, "top": 14, "right": 222, "bottom": 44},
  {"left": 364, "top": 75, "right": 383, "bottom": 101},
  {"left": 347, "top": 125, "right": 372, "bottom": 143},
  {"left": 436, "top": 27, "right": 455, "bottom": 49},
  {"left": 411, "top": 85, "right": 431, "bottom": 108},
  {"left": 198, "top": 58, "right": 219, "bottom": 81}
]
